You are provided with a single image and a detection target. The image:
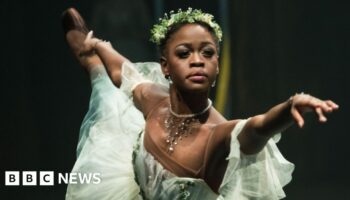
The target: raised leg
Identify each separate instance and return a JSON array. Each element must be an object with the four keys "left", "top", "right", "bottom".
[
  {"left": 62, "top": 8, "right": 102, "bottom": 72},
  {"left": 62, "top": 8, "right": 129, "bottom": 87}
]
